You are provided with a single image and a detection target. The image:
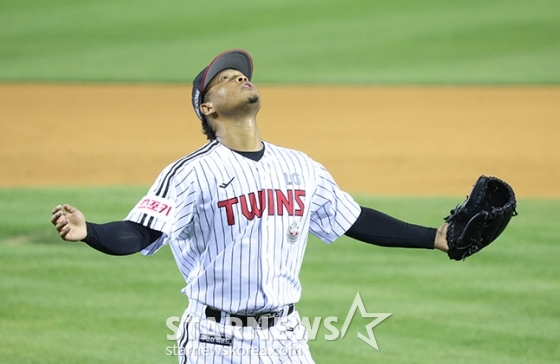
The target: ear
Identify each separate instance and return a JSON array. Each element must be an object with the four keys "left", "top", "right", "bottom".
[{"left": 200, "top": 102, "right": 215, "bottom": 117}]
